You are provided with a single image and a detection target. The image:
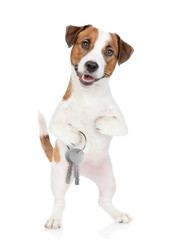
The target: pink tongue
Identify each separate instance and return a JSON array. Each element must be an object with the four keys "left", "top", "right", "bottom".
[{"left": 83, "top": 75, "right": 95, "bottom": 82}]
